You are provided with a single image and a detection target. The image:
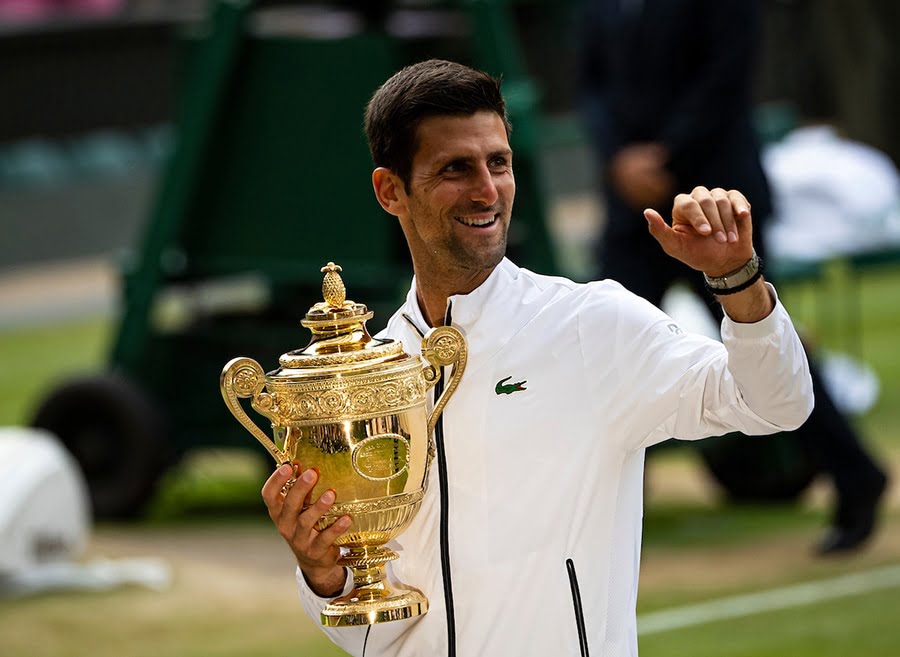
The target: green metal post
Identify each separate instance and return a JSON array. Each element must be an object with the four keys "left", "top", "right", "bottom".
[{"left": 111, "top": 0, "right": 253, "bottom": 371}]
